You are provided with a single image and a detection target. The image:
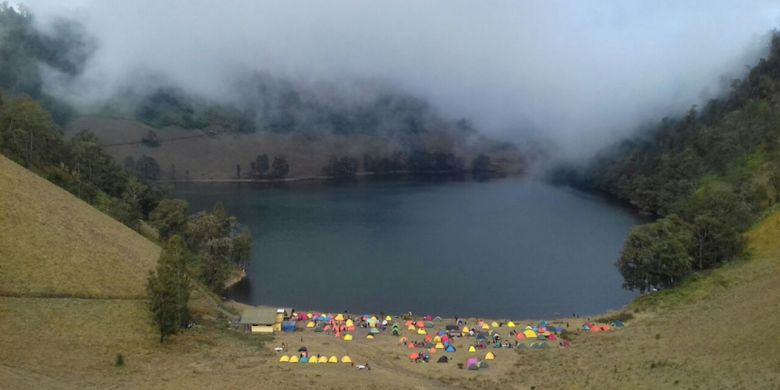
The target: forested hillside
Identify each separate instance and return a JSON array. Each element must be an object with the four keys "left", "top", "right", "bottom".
[{"left": 572, "top": 31, "right": 780, "bottom": 291}]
